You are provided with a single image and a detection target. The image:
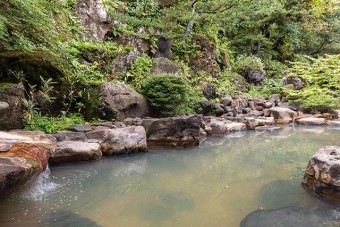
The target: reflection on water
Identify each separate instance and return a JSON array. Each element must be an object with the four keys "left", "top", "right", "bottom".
[{"left": 0, "top": 125, "right": 339, "bottom": 227}]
